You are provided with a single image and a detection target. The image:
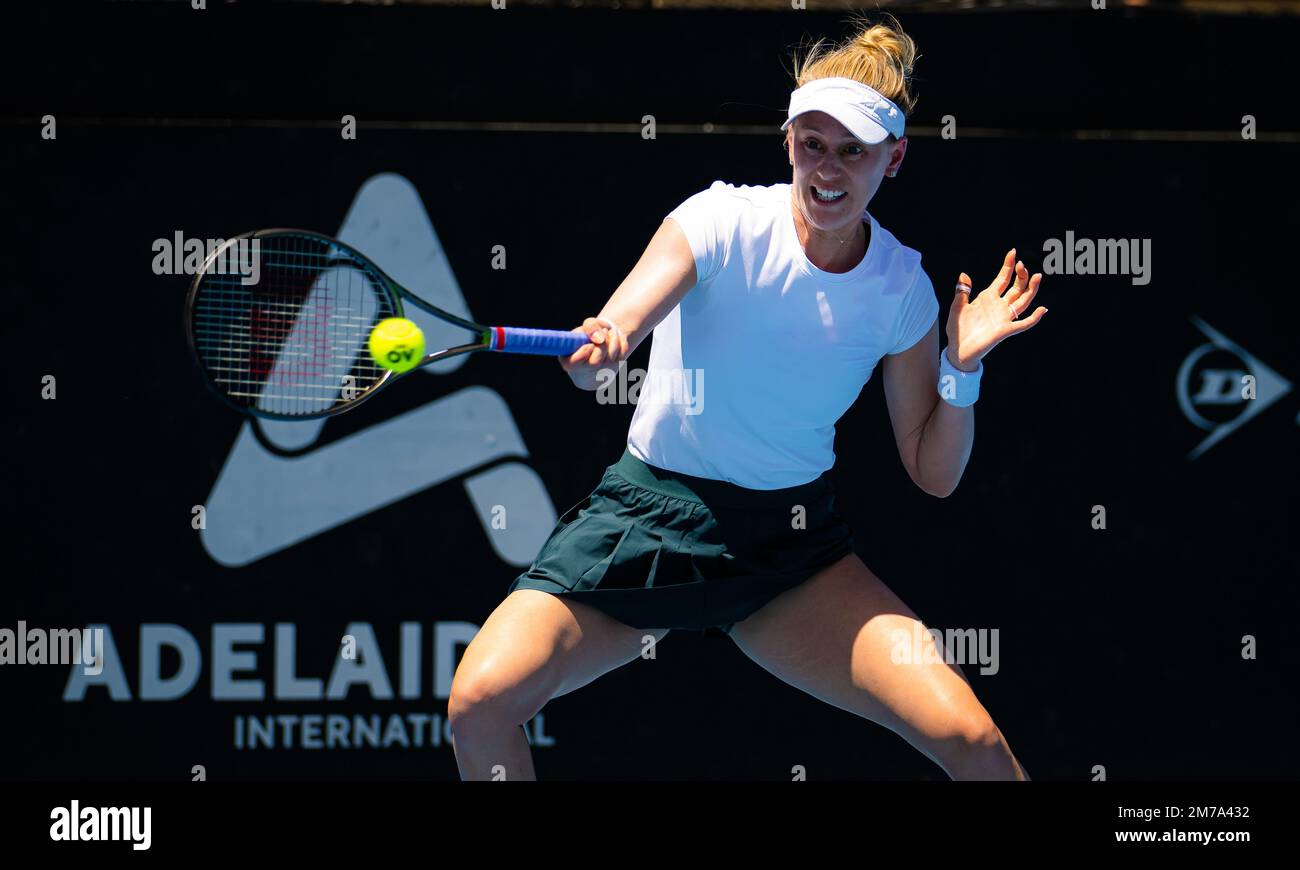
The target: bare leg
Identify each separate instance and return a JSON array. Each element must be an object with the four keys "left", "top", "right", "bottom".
[
  {"left": 729, "top": 553, "right": 1029, "bottom": 781},
  {"left": 449, "top": 589, "right": 668, "bottom": 781}
]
